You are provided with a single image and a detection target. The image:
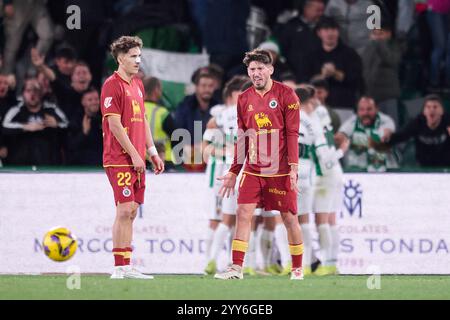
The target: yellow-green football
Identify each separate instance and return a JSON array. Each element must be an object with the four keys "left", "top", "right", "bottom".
[{"left": 43, "top": 227, "right": 78, "bottom": 262}]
